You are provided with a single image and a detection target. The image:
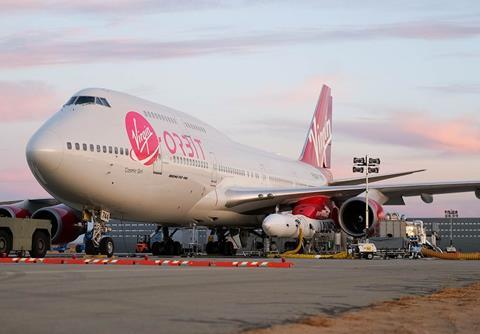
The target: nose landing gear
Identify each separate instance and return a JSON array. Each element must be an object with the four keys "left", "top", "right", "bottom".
[{"left": 83, "top": 209, "right": 114, "bottom": 257}]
